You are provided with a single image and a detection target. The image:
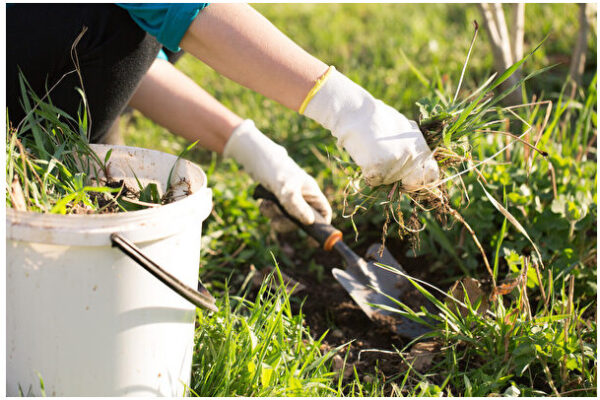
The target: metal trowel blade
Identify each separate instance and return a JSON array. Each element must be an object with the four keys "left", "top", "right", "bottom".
[
  {"left": 333, "top": 242, "right": 434, "bottom": 339},
  {"left": 332, "top": 267, "right": 431, "bottom": 339}
]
